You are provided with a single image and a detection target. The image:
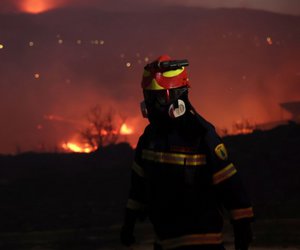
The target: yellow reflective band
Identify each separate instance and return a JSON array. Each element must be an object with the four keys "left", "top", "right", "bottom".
[
  {"left": 161, "top": 233, "right": 223, "bottom": 249},
  {"left": 142, "top": 150, "right": 206, "bottom": 166},
  {"left": 132, "top": 161, "right": 144, "bottom": 177},
  {"left": 144, "top": 79, "right": 165, "bottom": 90},
  {"left": 162, "top": 67, "right": 185, "bottom": 77},
  {"left": 126, "top": 199, "right": 145, "bottom": 210},
  {"left": 213, "top": 163, "right": 237, "bottom": 185},
  {"left": 230, "top": 207, "right": 254, "bottom": 220}
]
